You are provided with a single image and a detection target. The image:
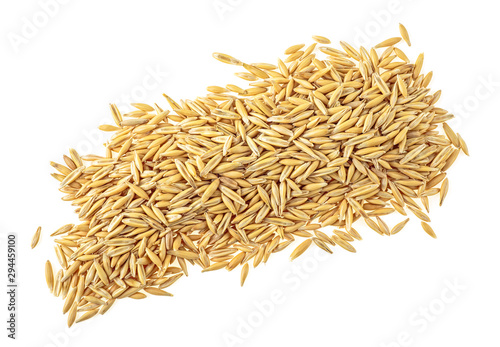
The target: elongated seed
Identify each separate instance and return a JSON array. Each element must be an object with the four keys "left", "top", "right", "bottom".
[
  {"left": 290, "top": 239, "right": 312, "bottom": 261},
  {"left": 32, "top": 226, "right": 42, "bottom": 249},
  {"left": 421, "top": 222, "right": 437, "bottom": 238}
]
